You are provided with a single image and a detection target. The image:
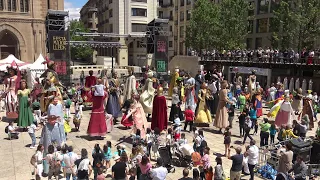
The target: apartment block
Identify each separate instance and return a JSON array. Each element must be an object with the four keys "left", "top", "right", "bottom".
[
  {"left": 158, "top": 0, "right": 195, "bottom": 60},
  {"left": 80, "top": 0, "right": 157, "bottom": 66},
  {"left": 80, "top": 0, "right": 98, "bottom": 33}
]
